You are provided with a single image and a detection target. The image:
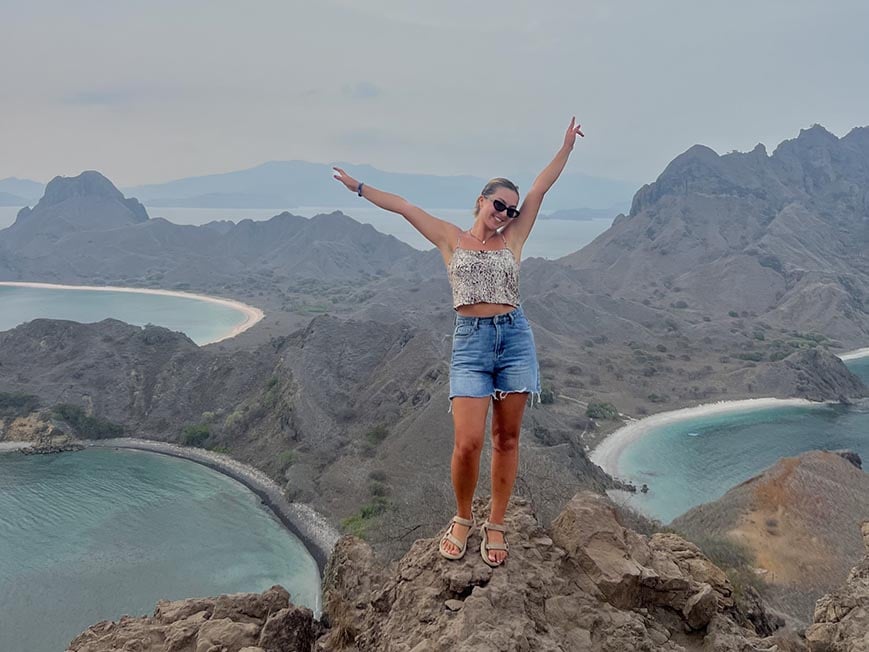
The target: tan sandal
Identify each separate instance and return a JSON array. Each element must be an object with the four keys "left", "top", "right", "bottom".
[
  {"left": 480, "top": 521, "right": 508, "bottom": 567},
  {"left": 439, "top": 516, "right": 474, "bottom": 560}
]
